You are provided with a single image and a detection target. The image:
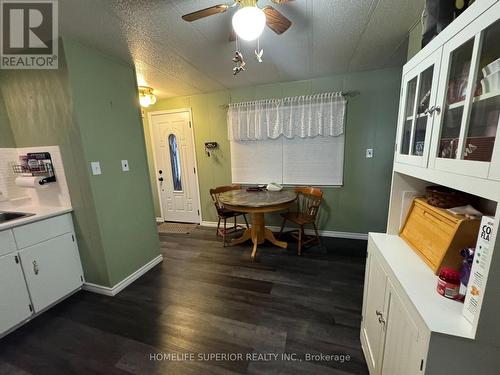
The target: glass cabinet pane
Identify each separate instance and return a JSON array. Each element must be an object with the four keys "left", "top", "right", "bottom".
[
  {"left": 463, "top": 19, "right": 500, "bottom": 162},
  {"left": 439, "top": 39, "right": 475, "bottom": 159},
  {"left": 168, "top": 134, "right": 182, "bottom": 191},
  {"left": 401, "top": 77, "right": 417, "bottom": 155},
  {"left": 412, "top": 66, "right": 435, "bottom": 156}
]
